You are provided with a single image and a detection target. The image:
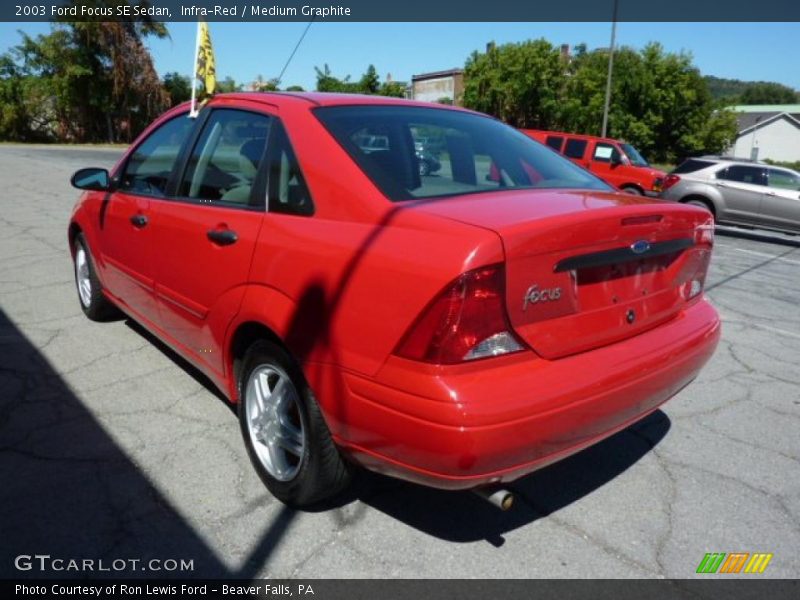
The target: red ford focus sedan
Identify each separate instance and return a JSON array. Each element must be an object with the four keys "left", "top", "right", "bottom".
[{"left": 68, "top": 93, "right": 720, "bottom": 507}]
